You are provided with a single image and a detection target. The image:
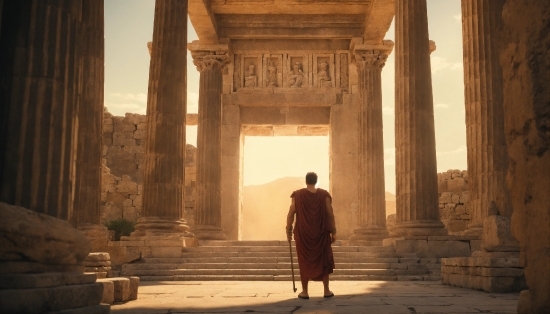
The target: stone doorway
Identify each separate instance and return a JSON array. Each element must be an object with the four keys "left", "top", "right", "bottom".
[{"left": 240, "top": 135, "right": 329, "bottom": 240}]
